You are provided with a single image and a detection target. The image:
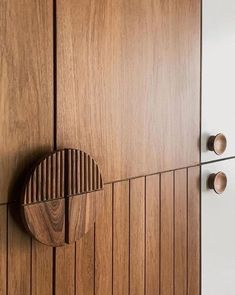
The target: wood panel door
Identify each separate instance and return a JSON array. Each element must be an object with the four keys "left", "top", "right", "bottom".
[
  {"left": 0, "top": 0, "right": 201, "bottom": 294},
  {"left": 57, "top": 0, "right": 201, "bottom": 182}
]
